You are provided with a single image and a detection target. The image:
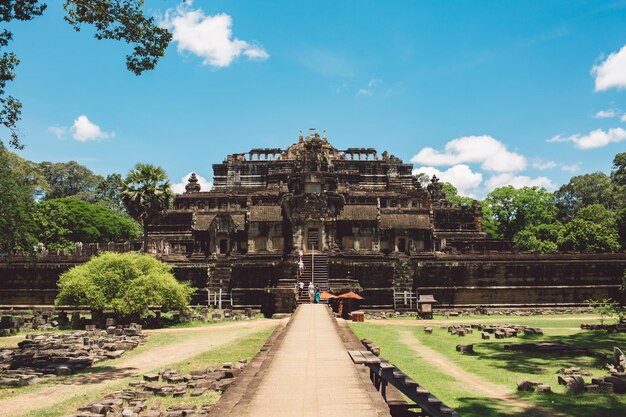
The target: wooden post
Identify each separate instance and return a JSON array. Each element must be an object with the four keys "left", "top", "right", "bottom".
[
  {"left": 393, "top": 289, "right": 396, "bottom": 310},
  {"left": 311, "top": 244, "right": 315, "bottom": 285},
  {"left": 207, "top": 289, "right": 211, "bottom": 306},
  {"left": 218, "top": 288, "right": 223, "bottom": 310}
]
